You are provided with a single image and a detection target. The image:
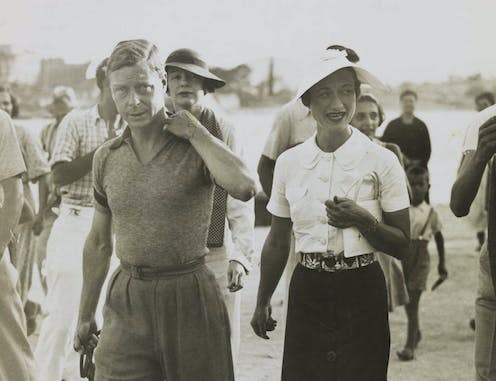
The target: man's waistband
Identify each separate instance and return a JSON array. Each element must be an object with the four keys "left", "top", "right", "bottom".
[
  {"left": 299, "top": 252, "right": 375, "bottom": 273},
  {"left": 120, "top": 256, "right": 206, "bottom": 279}
]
